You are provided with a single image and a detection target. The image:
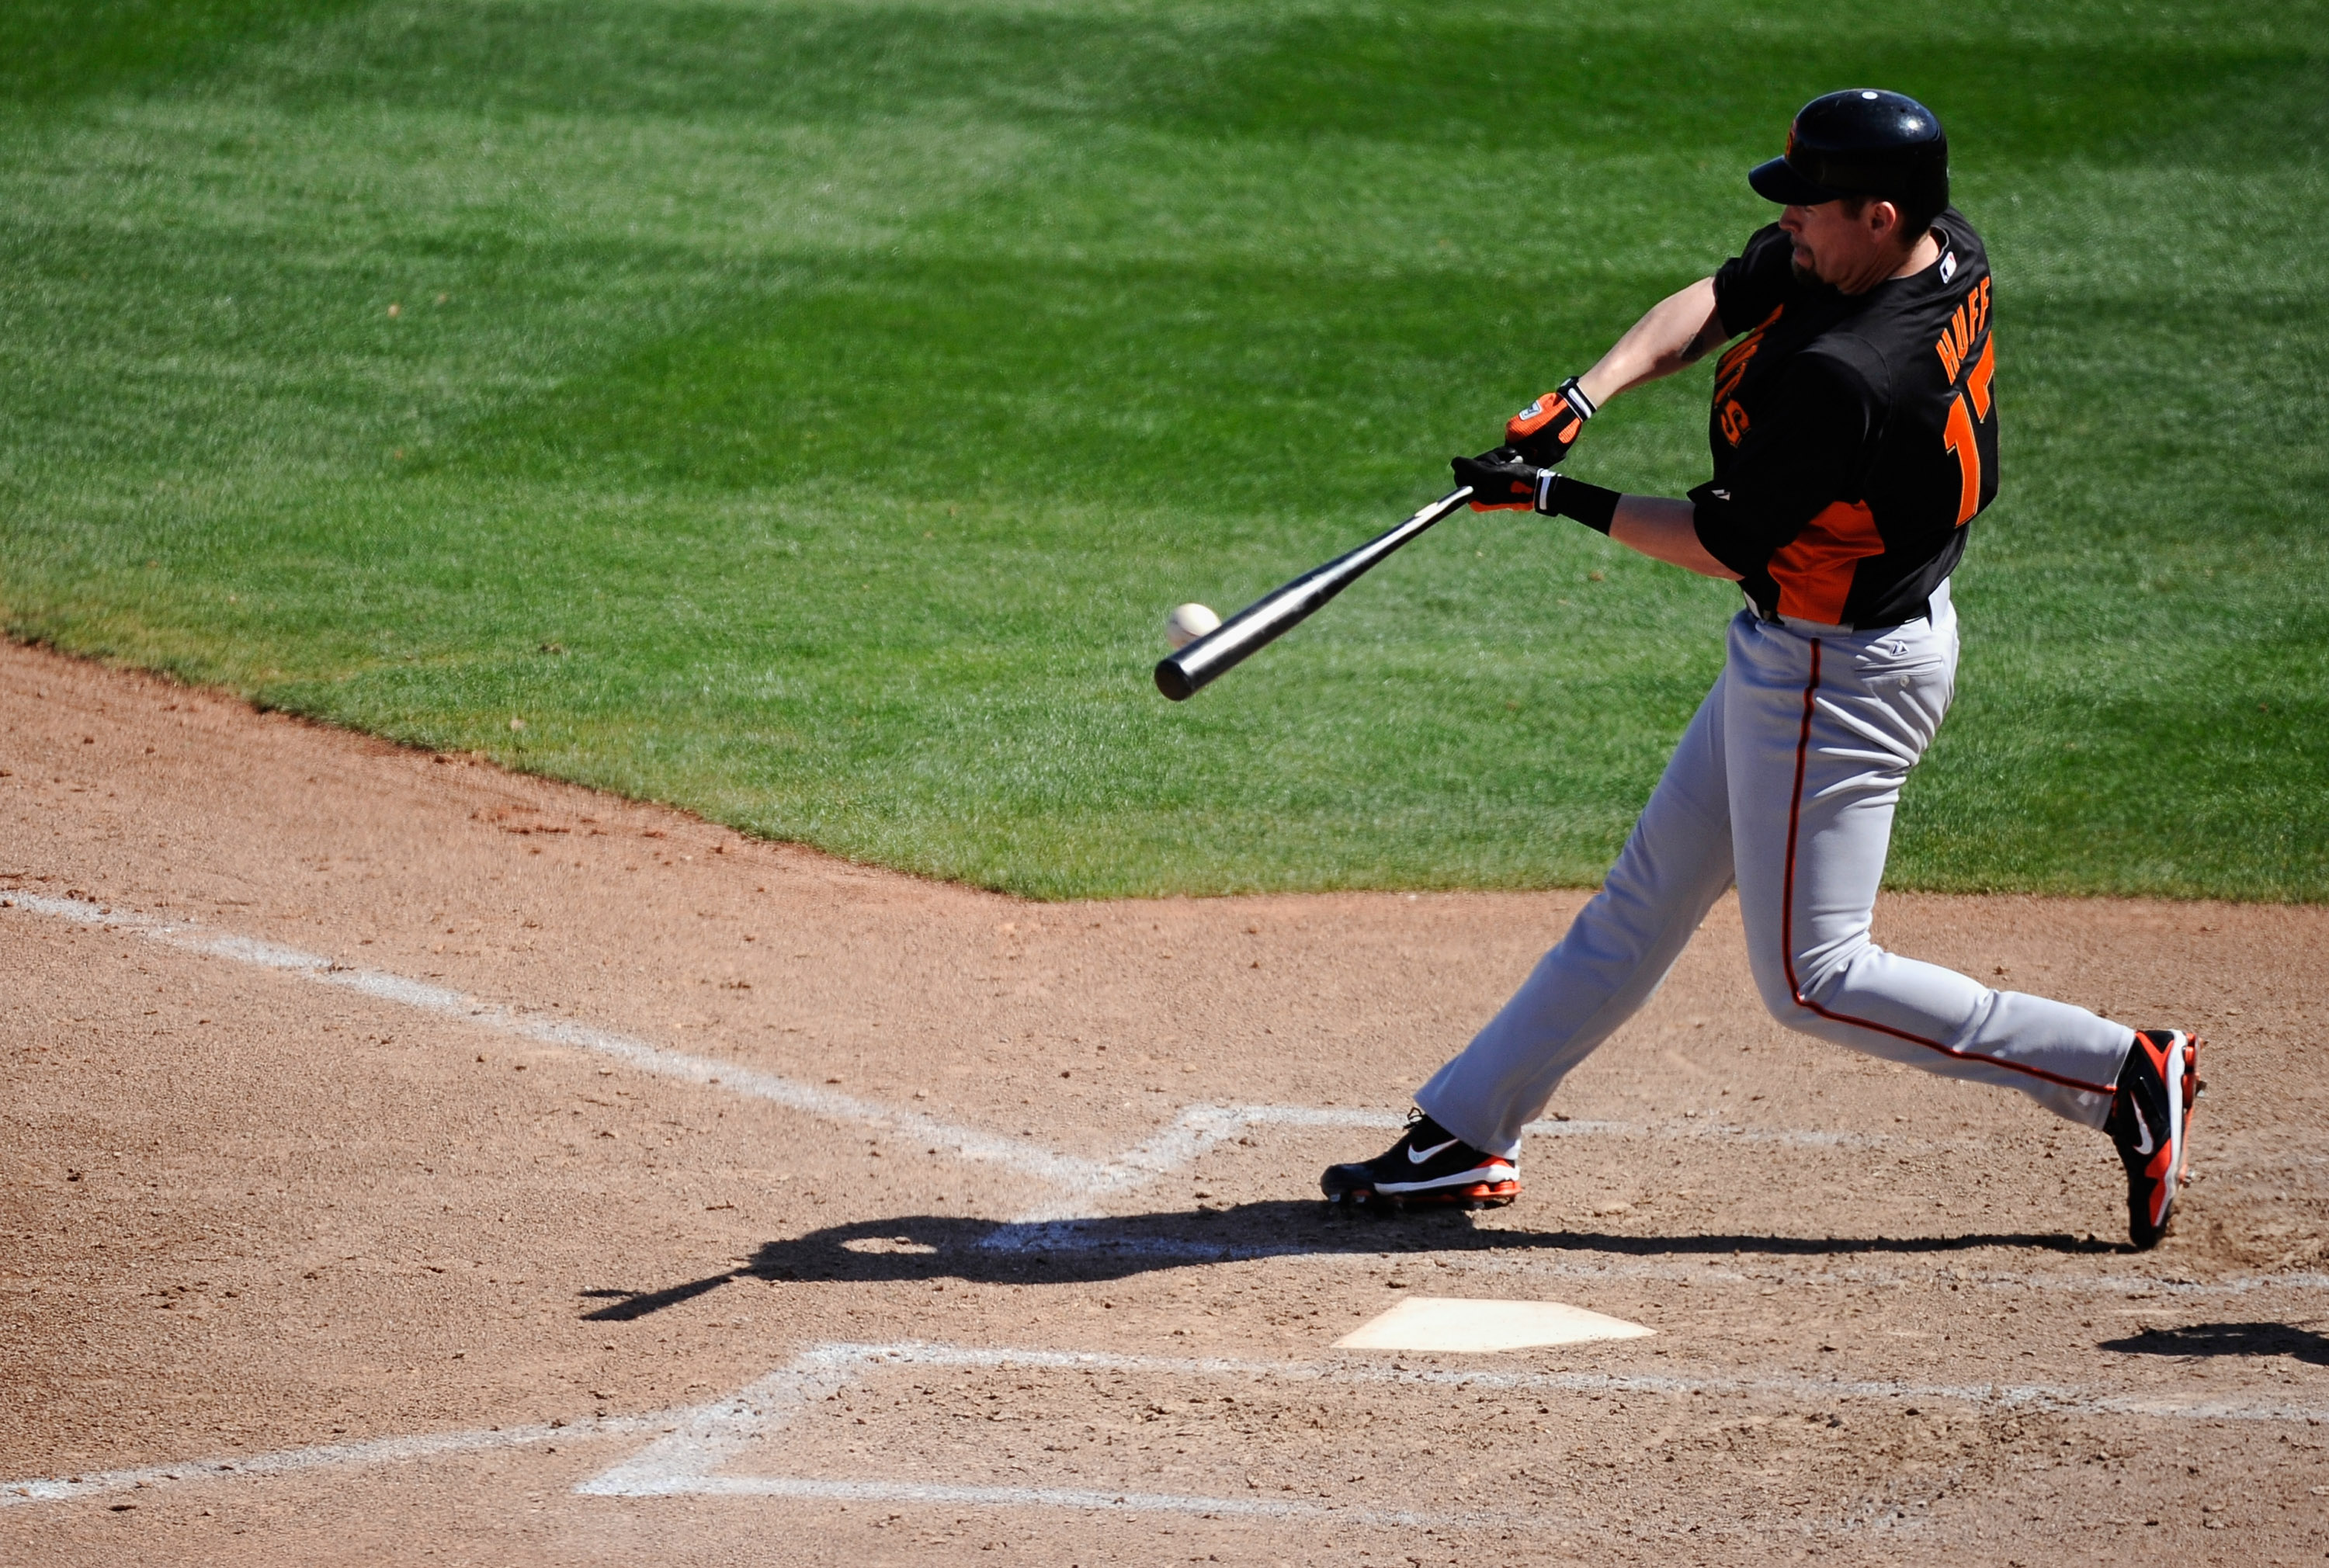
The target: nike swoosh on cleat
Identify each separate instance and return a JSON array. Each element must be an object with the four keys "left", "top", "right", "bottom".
[
  {"left": 1407, "top": 1138, "right": 1460, "bottom": 1164},
  {"left": 1375, "top": 1164, "right": 1515, "bottom": 1195},
  {"left": 2129, "top": 1103, "right": 2156, "bottom": 1157}
]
